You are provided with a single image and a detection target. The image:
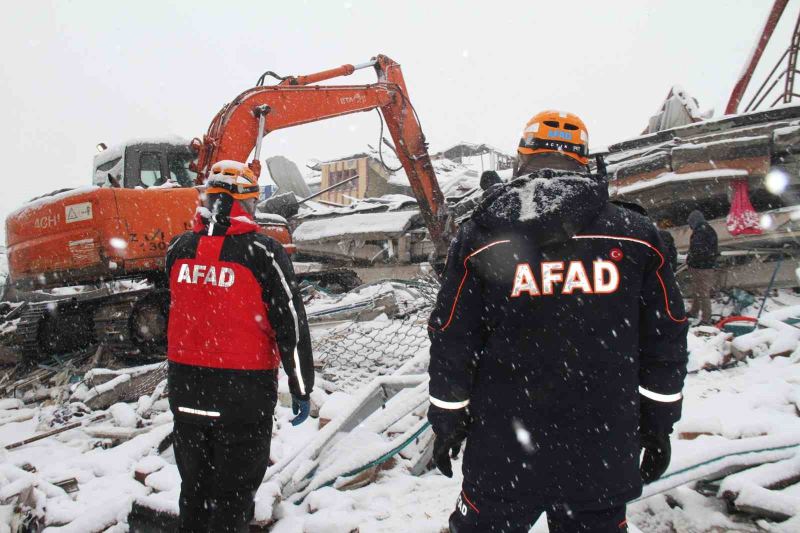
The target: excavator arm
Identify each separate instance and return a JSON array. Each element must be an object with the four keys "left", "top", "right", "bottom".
[{"left": 192, "top": 55, "right": 449, "bottom": 255}]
